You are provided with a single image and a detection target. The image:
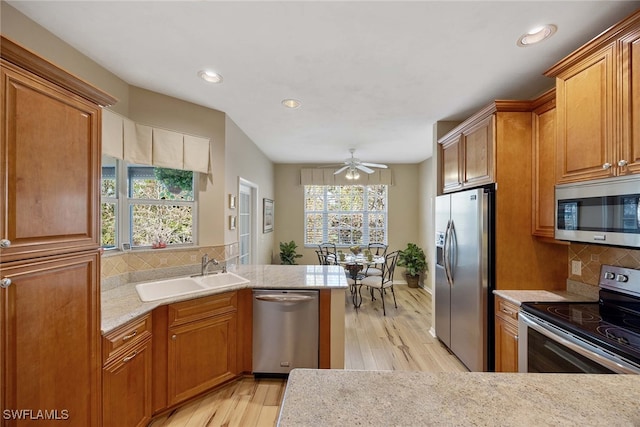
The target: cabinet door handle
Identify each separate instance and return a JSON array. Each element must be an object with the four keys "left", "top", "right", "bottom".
[
  {"left": 501, "top": 308, "right": 514, "bottom": 316},
  {"left": 602, "top": 162, "right": 612, "bottom": 170},
  {"left": 0, "top": 278, "right": 12, "bottom": 288},
  {"left": 171, "top": 334, "right": 177, "bottom": 341},
  {"left": 0, "top": 239, "right": 11, "bottom": 248},
  {"left": 122, "top": 350, "right": 138, "bottom": 363},
  {"left": 122, "top": 330, "right": 137, "bottom": 341},
  {"left": 618, "top": 159, "right": 628, "bottom": 168}
]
